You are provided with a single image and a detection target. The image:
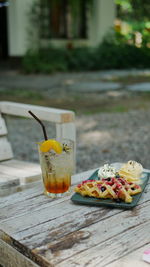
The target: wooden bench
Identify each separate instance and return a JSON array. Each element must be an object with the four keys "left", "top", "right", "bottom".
[{"left": 0, "top": 101, "right": 76, "bottom": 197}]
